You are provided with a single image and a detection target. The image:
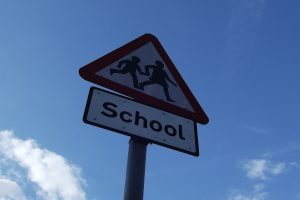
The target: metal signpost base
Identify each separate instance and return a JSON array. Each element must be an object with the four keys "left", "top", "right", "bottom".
[{"left": 124, "top": 138, "right": 148, "bottom": 200}]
